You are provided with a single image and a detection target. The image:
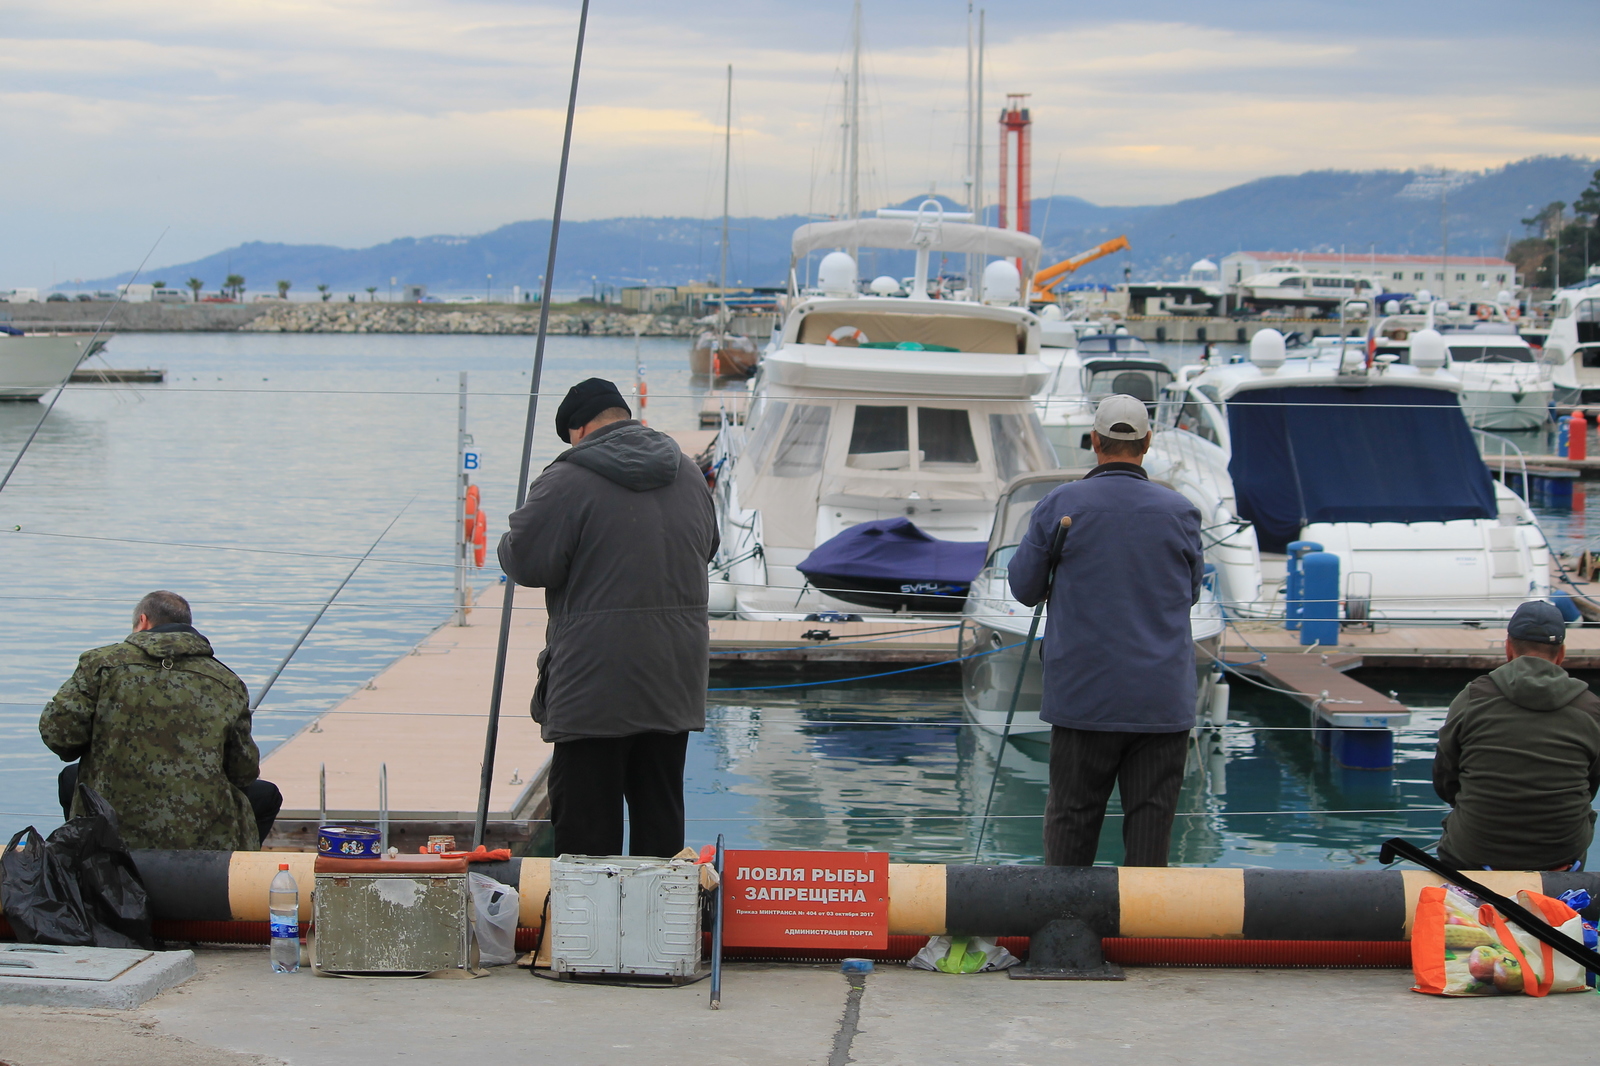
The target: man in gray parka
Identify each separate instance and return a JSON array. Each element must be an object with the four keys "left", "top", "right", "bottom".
[{"left": 499, "top": 378, "right": 718, "bottom": 857}]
